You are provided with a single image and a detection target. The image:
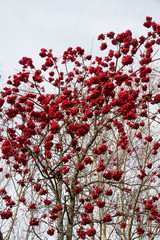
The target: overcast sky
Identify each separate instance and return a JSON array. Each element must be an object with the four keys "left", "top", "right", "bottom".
[{"left": 0, "top": 0, "right": 160, "bottom": 79}]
